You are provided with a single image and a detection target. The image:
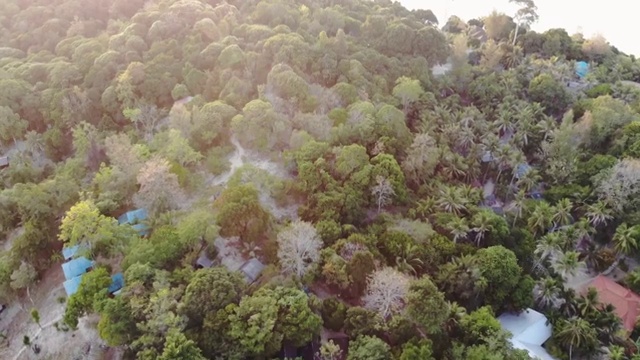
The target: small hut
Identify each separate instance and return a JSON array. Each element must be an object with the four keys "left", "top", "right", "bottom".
[{"left": 239, "top": 258, "right": 265, "bottom": 284}]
